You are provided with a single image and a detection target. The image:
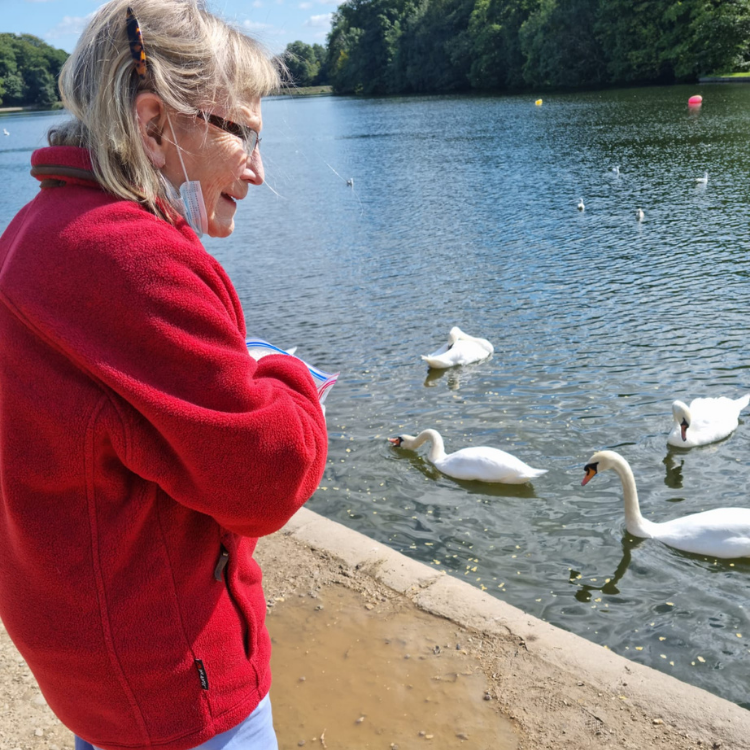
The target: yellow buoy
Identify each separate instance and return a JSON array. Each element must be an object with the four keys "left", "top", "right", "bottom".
[{"left": 535, "top": 99, "right": 543, "bottom": 106}]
